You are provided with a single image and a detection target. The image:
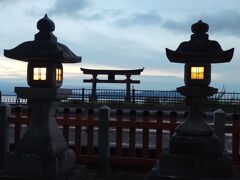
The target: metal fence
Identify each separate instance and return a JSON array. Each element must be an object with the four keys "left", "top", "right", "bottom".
[
  {"left": 210, "top": 92, "right": 240, "bottom": 105},
  {"left": 1, "top": 88, "right": 240, "bottom": 109},
  {"left": 69, "top": 89, "right": 185, "bottom": 105},
  {"left": 70, "top": 88, "right": 128, "bottom": 103},
  {"left": 1, "top": 95, "right": 27, "bottom": 105},
  {"left": 133, "top": 89, "right": 184, "bottom": 106},
  {"left": 69, "top": 89, "right": 240, "bottom": 108}
]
